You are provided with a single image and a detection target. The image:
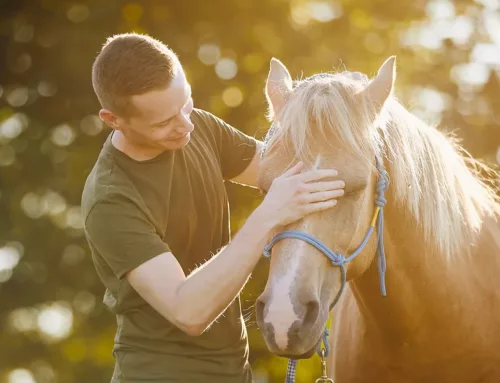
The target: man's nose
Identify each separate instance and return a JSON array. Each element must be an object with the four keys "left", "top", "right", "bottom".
[{"left": 176, "top": 114, "right": 194, "bottom": 133}]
